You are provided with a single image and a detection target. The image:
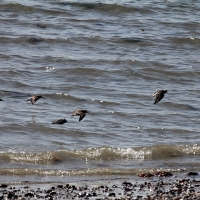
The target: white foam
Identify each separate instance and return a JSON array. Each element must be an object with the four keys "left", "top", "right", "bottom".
[
  {"left": 108, "top": 110, "right": 114, "bottom": 113},
  {"left": 46, "top": 67, "right": 55, "bottom": 71}
]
